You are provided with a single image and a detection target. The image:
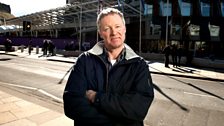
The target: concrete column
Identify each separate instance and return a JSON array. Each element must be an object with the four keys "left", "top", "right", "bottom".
[
  {"left": 55, "top": 30, "right": 58, "bottom": 38},
  {"left": 36, "top": 46, "right": 39, "bottom": 54},
  {"left": 21, "top": 45, "right": 24, "bottom": 52},
  {"left": 20, "top": 31, "right": 23, "bottom": 36},
  {"left": 52, "top": 47, "right": 56, "bottom": 56},
  {"left": 35, "top": 31, "right": 38, "bottom": 37}
]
